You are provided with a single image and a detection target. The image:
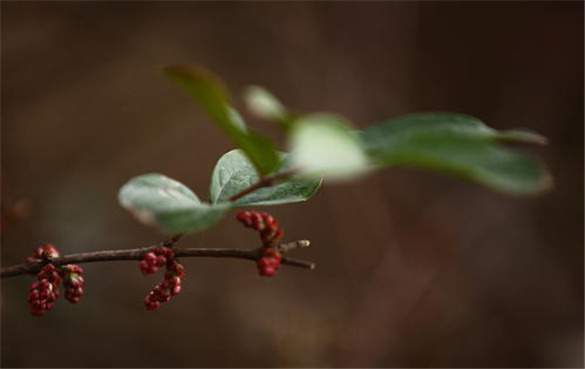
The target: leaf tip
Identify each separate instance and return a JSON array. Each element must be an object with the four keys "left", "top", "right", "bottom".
[
  {"left": 160, "top": 62, "right": 205, "bottom": 77},
  {"left": 500, "top": 129, "right": 550, "bottom": 146}
]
